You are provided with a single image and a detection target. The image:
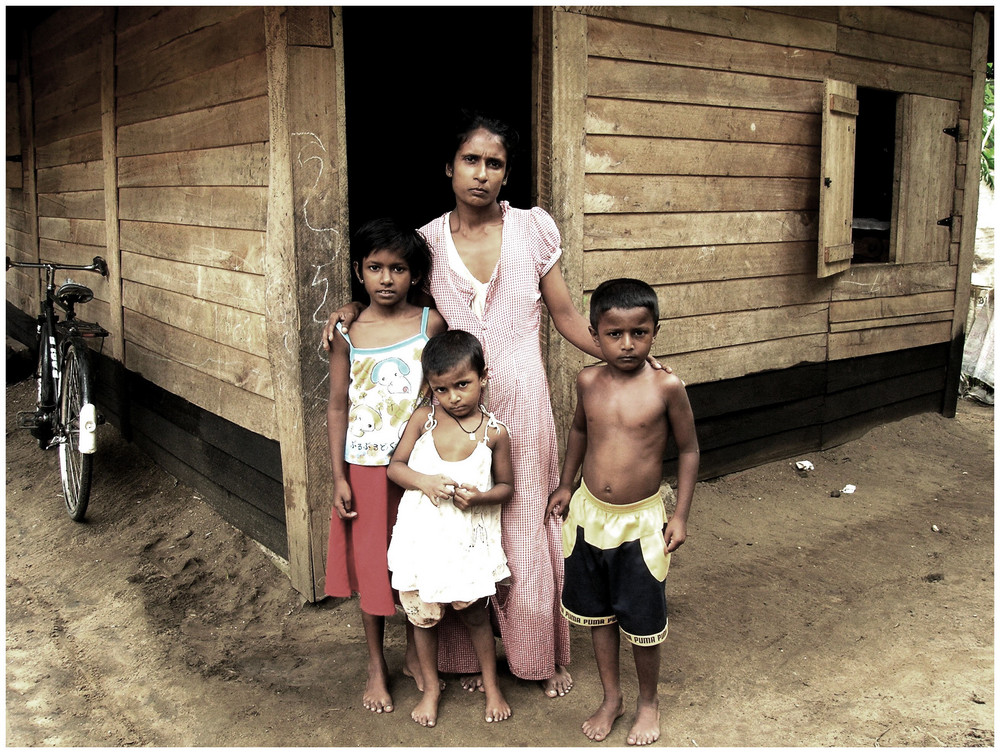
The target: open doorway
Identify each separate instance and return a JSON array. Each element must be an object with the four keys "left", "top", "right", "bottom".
[{"left": 342, "top": 6, "right": 534, "bottom": 241}]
